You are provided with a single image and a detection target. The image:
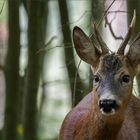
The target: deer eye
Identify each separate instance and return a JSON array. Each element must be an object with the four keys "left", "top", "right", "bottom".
[
  {"left": 93, "top": 75, "right": 100, "bottom": 83},
  {"left": 122, "top": 75, "right": 130, "bottom": 83}
]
